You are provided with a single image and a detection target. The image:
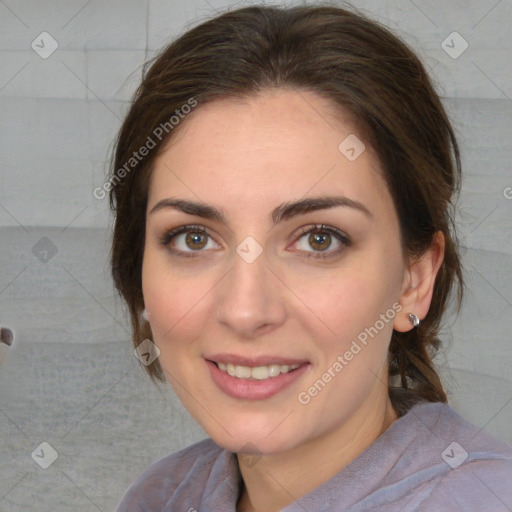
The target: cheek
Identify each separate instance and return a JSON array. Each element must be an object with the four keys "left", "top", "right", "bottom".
[
  {"left": 291, "top": 256, "right": 397, "bottom": 341},
  {"left": 141, "top": 250, "right": 213, "bottom": 349}
]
